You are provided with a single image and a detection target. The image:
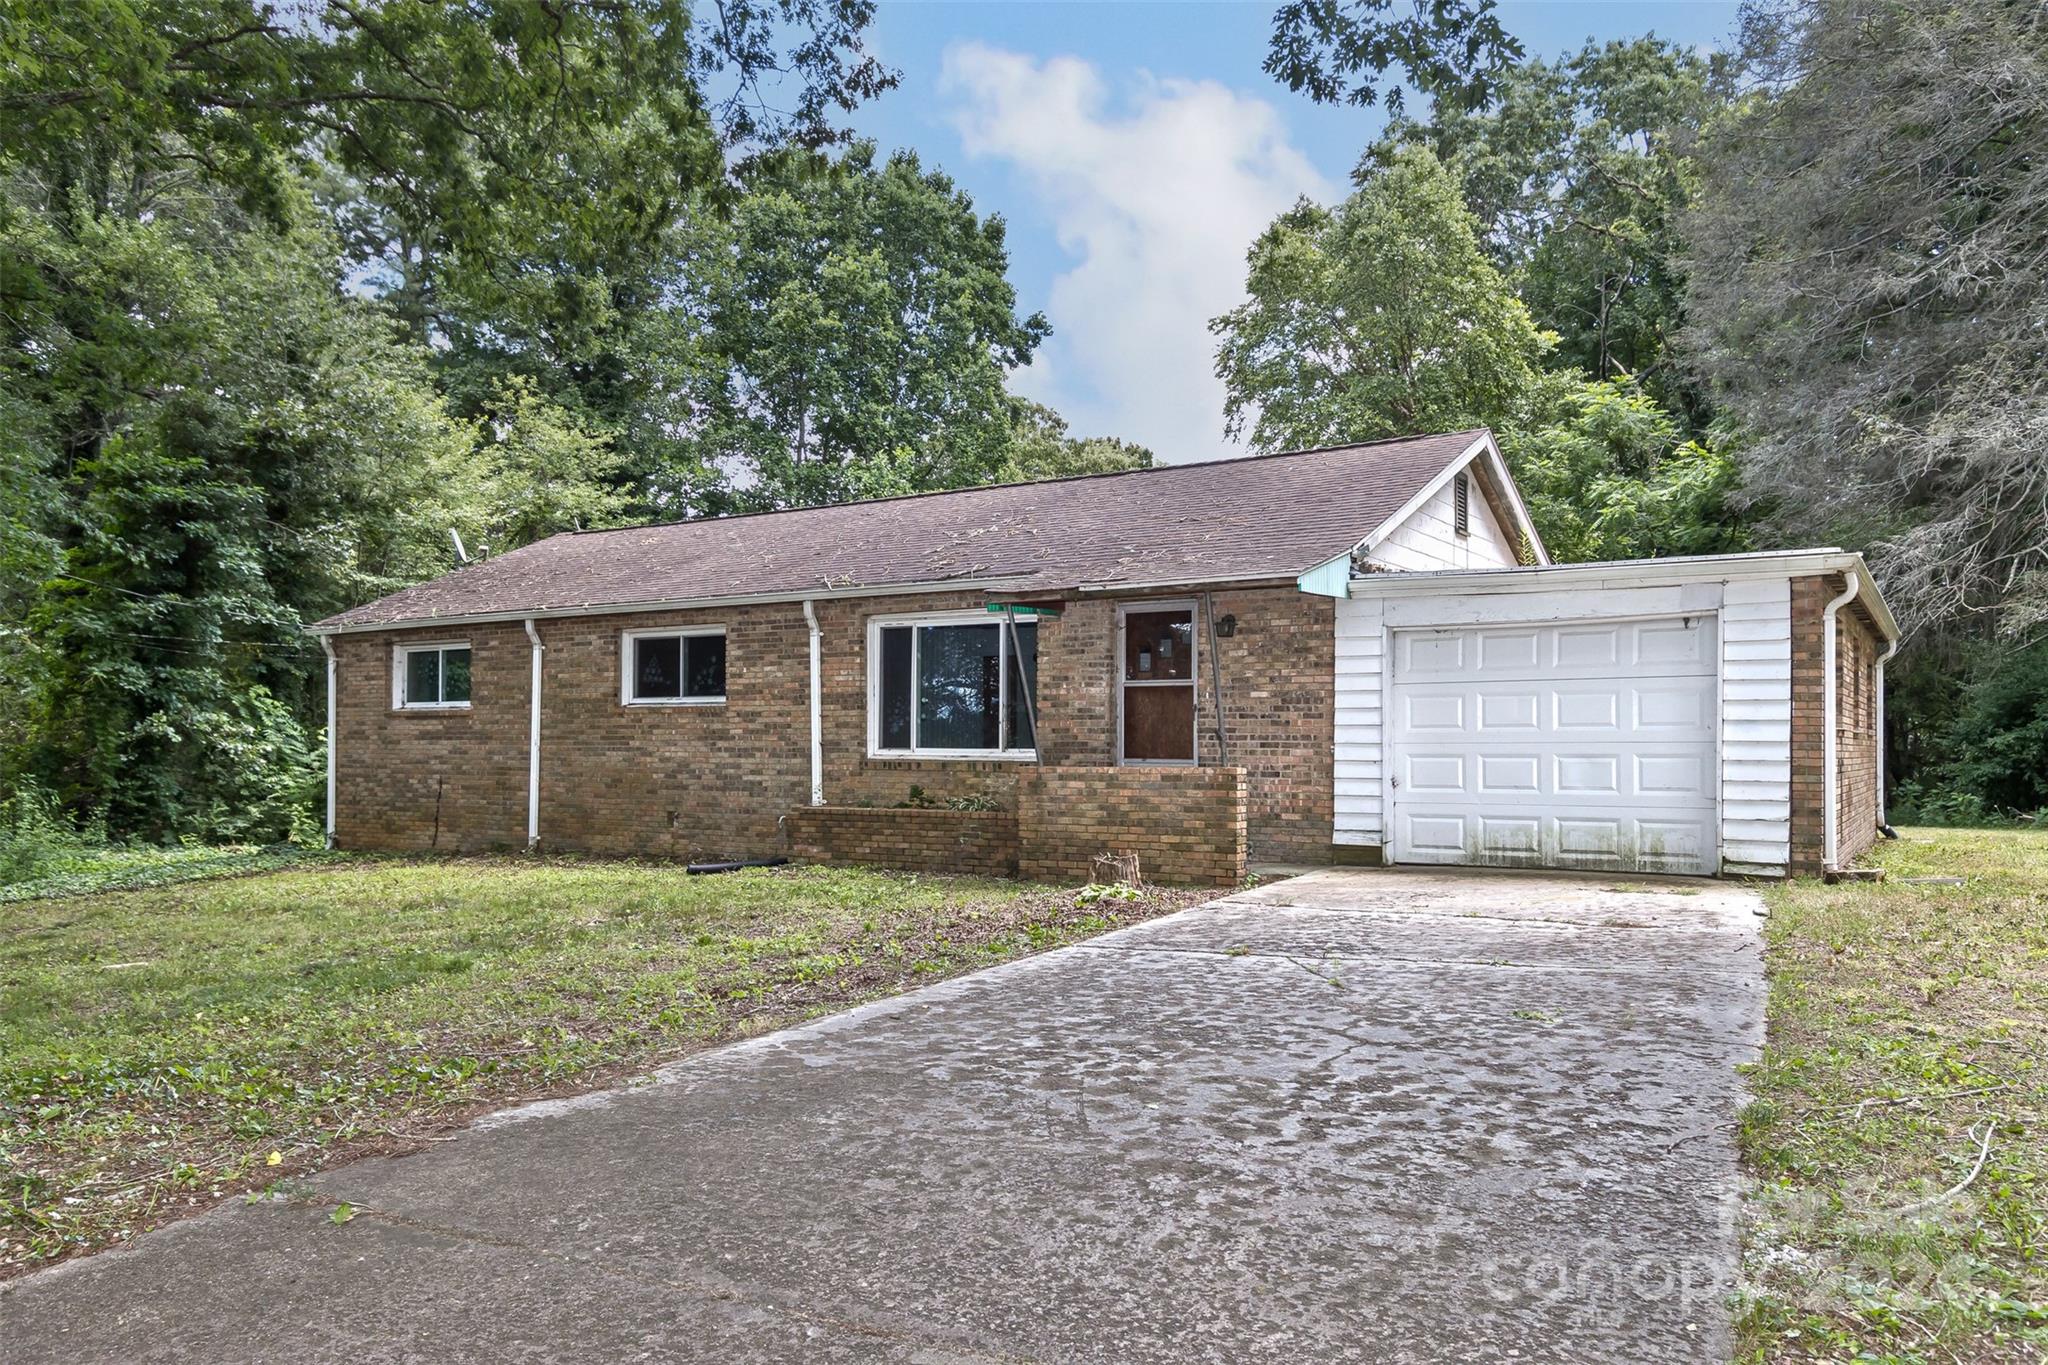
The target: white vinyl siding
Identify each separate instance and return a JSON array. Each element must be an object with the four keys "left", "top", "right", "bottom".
[
  {"left": 1718, "top": 578, "right": 1793, "bottom": 875},
  {"left": 1334, "top": 574, "right": 1801, "bottom": 876},
  {"left": 1365, "top": 469, "right": 1520, "bottom": 571},
  {"left": 1333, "top": 595, "right": 1387, "bottom": 845}
]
